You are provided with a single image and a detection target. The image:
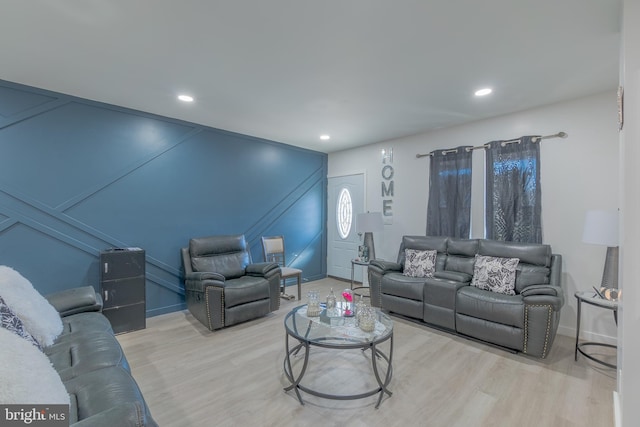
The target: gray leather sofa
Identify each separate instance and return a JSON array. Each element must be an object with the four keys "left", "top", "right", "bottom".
[
  {"left": 181, "top": 234, "right": 282, "bottom": 330},
  {"left": 368, "top": 236, "right": 563, "bottom": 358},
  {"left": 45, "top": 286, "right": 157, "bottom": 427}
]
